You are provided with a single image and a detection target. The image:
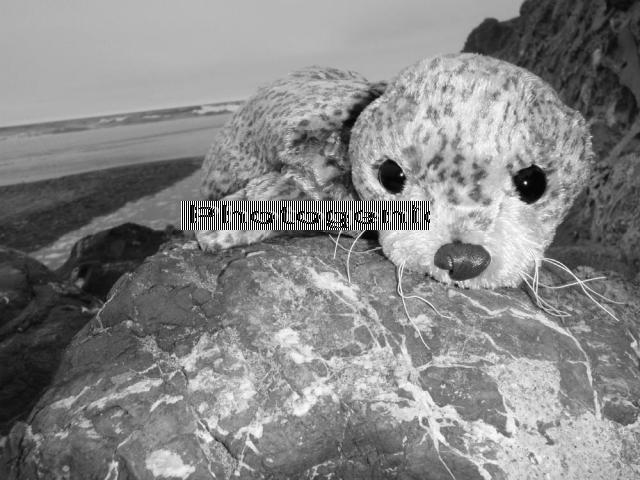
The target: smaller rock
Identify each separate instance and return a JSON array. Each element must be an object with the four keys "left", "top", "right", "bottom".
[
  {"left": 0, "top": 248, "right": 58, "bottom": 325},
  {"left": 0, "top": 248, "right": 99, "bottom": 435},
  {"left": 56, "top": 223, "right": 182, "bottom": 300}
]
